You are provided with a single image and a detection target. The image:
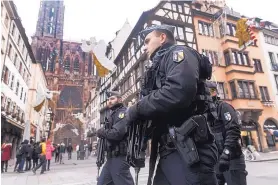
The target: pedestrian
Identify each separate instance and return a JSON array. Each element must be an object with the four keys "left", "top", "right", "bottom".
[
  {"left": 32, "top": 141, "right": 40, "bottom": 168},
  {"left": 76, "top": 144, "right": 79, "bottom": 160},
  {"left": 24, "top": 140, "right": 33, "bottom": 171},
  {"left": 207, "top": 81, "right": 248, "bottom": 185},
  {"left": 17, "top": 139, "right": 29, "bottom": 173},
  {"left": 67, "top": 143, "right": 73, "bottom": 160},
  {"left": 46, "top": 139, "right": 55, "bottom": 171},
  {"left": 126, "top": 25, "right": 218, "bottom": 185},
  {"left": 32, "top": 137, "right": 47, "bottom": 175},
  {"left": 1, "top": 140, "right": 12, "bottom": 173},
  {"left": 55, "top": 144, "right": 60, "bottom": 163},
  {"left": 59, "top": 142, "right": 66, "bottom": 164},
  {"left": 268, "top": 129, "right": 278, "bottom": 137},
  {"left": 96, "top": 91, "right": 134, "bottom": 185}
]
